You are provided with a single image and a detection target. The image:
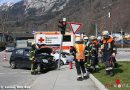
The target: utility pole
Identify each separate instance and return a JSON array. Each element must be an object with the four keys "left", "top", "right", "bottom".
[
  {"left": 120, "top": 29, "right": 124, "bottom": 48},
  {"left": 95, "top": 23, "right": 98, "bottom": 38}
]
